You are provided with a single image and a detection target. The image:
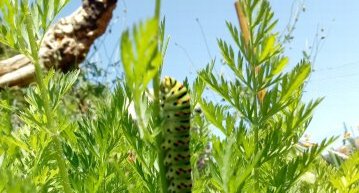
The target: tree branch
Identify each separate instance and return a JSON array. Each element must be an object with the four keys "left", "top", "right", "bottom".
[{"left": 0, "top": 0, "right": 117, "bottom": 87}]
